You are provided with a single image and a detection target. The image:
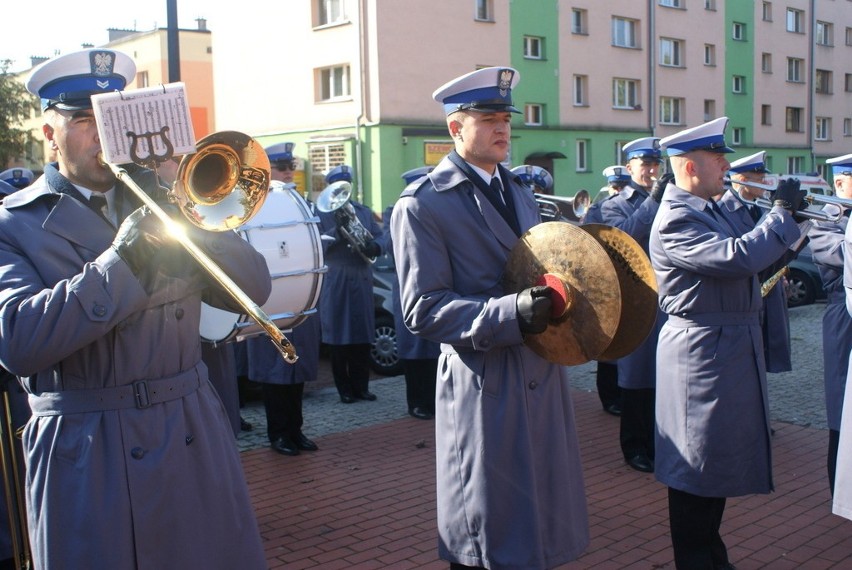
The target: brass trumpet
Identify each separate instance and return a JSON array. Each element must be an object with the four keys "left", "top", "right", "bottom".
[
  {"left": 536, "top": 190, "right": 591, "bottom": 223},
  {"left": 101, "top": 131, "right": 299, "bottom": 363},
  {"left": 725, "top": 177, "right": 850, "bottom": 222}
]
